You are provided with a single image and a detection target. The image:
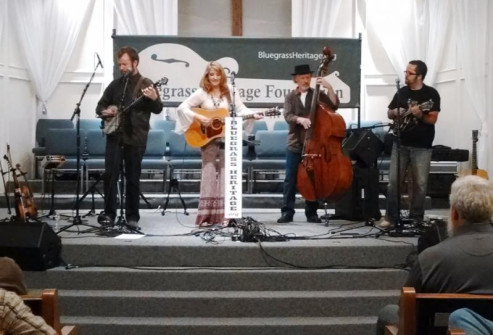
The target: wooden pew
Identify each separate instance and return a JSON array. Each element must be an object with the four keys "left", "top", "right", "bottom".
[
  {"left": 20, "top": 289, "right": 77, "bottom": 335},
  {"left": 385, "top": 287, "right": 493, "bottom": 335}
]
